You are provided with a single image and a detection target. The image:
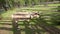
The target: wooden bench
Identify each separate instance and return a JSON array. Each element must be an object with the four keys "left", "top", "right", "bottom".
[{"left": 12, "top": 12, "right": 39, "bottom": 21}]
